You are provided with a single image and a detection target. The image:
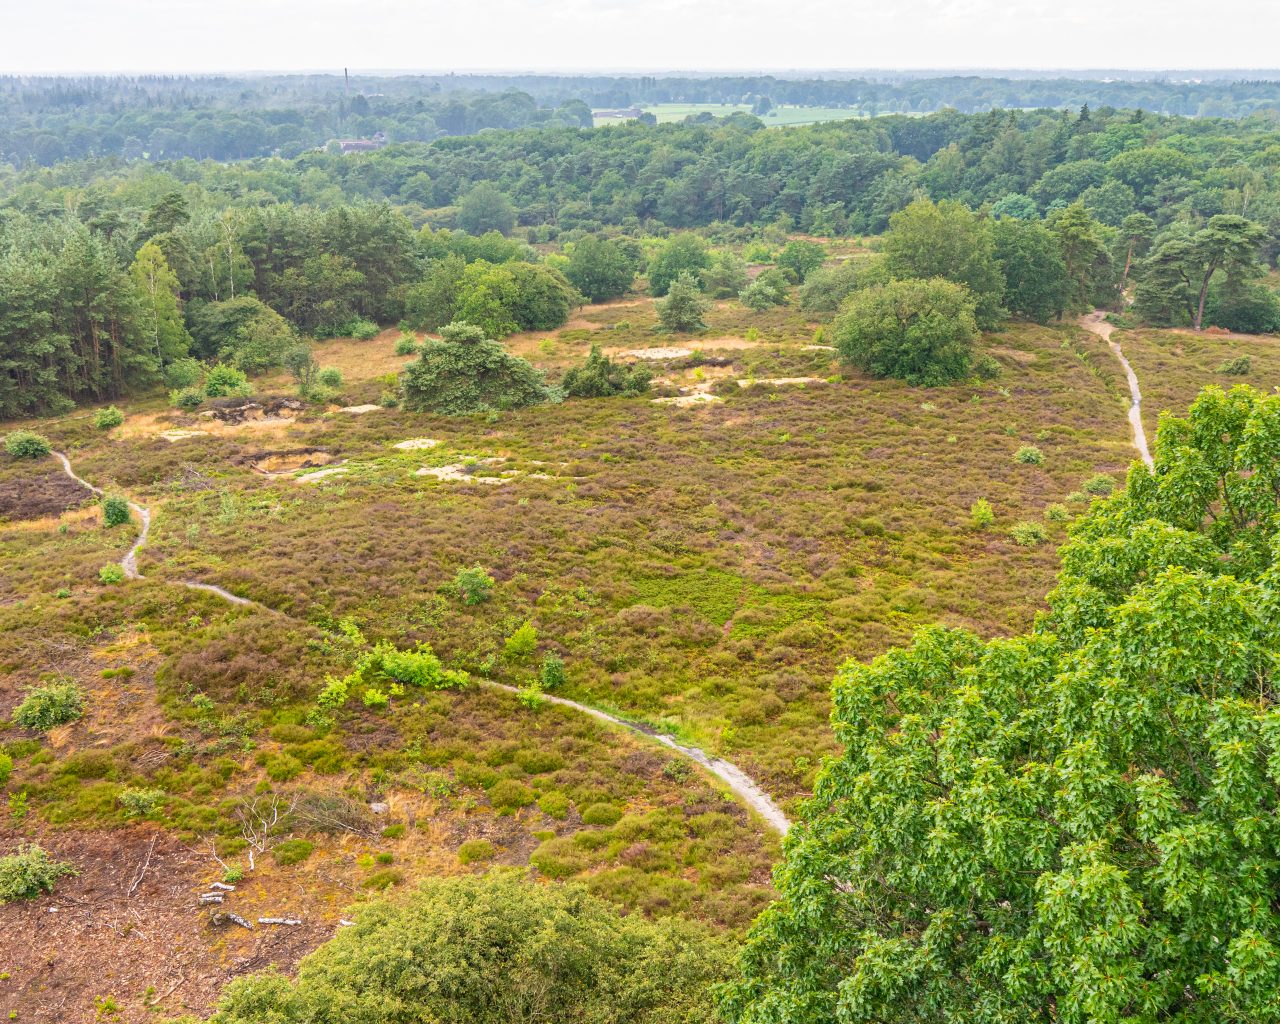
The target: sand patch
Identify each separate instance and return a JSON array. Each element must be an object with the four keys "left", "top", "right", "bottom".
[
  {"left": 416, "top": 458, "right": 511, "bottom": 484},
  {"left": 250, "top": 450, "right": 339, "bottom": 477},
  {"left": 736, "top": 377, "right": 826, "bottom": 388},
  {"left": 393, "top": 438, "right": 442, "bottom": 450},
  {"left": 652, "top": 394, "right": 724, "bottom": 408},
  {"left": 988, "top": 346, "right": 1038, "bottom": 365},
  {"left": 296, "top": 466, "right": 350, "bottom": 484},
  {"left": 621, "top": 346, "right": 694, "bottom": 360},
  {"left": 160, "top": 429, "right": 209, "bottom": 442},
  {"left": 338, "top": 404, "right": 382, "bottom": 414},
  {"left": 801, "top": 344, "right": 836, "bottom": 351}
]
